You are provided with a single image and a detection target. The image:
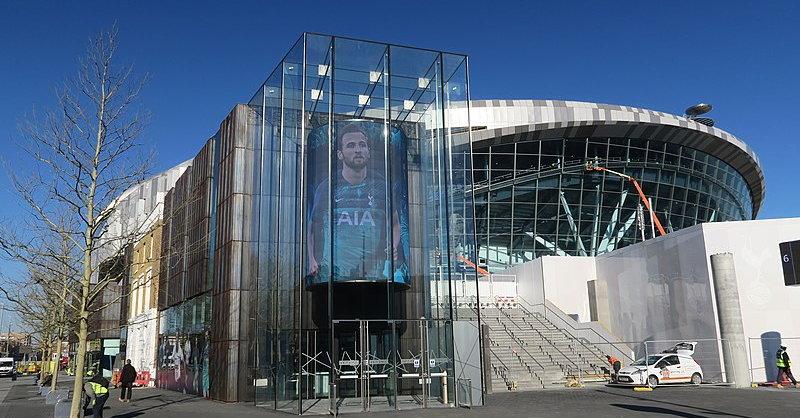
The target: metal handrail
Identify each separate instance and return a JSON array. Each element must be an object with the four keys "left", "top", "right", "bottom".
[
  {"left": 488, "top": 328, "right": 544, "bottom": 388},
  {"left": 520, "top": 309, "right": 607, "bottom": 368},
  {"left": 492, "top": 307, "right": 547, "bottom": 371},
  {"left": 493, "top": 305, "right": 579, "bottom": 373},
  {"left": 486, "top": 337, "right": 516, "bottom": 386},
  {"left": 518, "top": 296, "right": 634, "bottom": 362}
]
